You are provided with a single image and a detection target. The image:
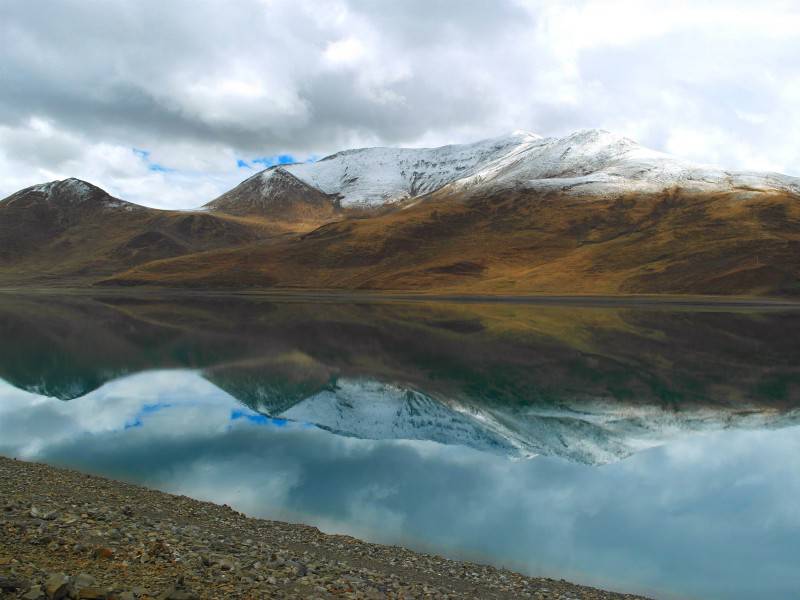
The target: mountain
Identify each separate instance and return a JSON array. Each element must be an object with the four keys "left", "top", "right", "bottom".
[
  {"left": 209, "top": 129, "right": 800, "bottom": 209},
  {"left": 255, "top": 131, "right": 547, "bottom": 208},
  {"left": 0, "top": 178, "right": 141, "bottom": 260},
  {"left": 3, "top": 129, "right": 800, "bottom": 295},
  {"left": 0, "top": 178, "right": 269, "bottom": 284},
  {"left": 205, "top": 167, "right": 341, "bottom": 221}
]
